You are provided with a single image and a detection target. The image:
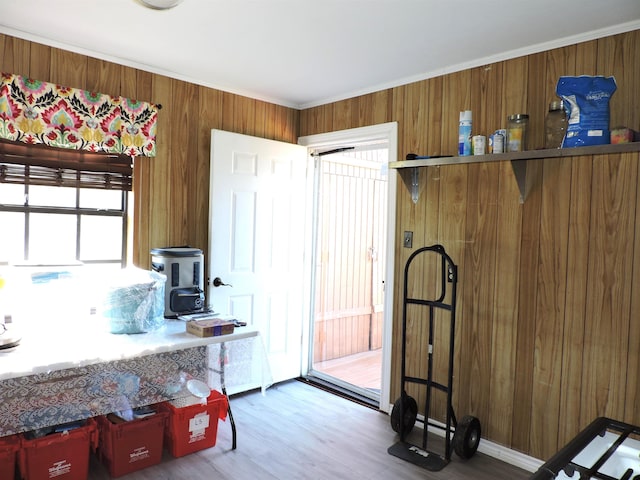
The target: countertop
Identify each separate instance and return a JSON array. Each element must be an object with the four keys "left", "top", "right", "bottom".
[{"left": 0, "top": 318, "right": 259, "bottom": 381}]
